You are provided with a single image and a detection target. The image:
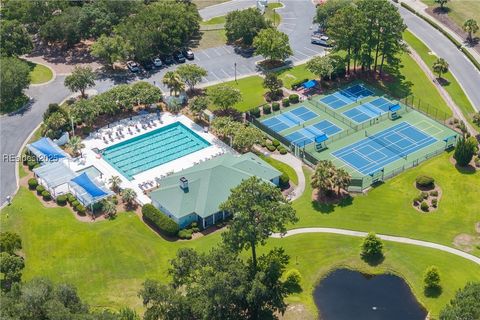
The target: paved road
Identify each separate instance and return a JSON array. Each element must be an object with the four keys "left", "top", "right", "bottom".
[
  {"left": 0, "top": 0, "right": 323, "bottom": 206},
  {"left": 398, "top": 5, "right": 480, "bottom": 111},
  {"left": 271, "top": 227, "right": 480, "bottom": 265}
]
